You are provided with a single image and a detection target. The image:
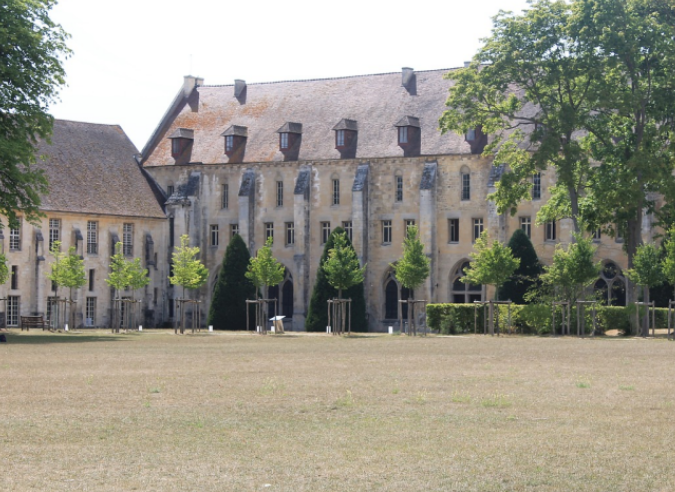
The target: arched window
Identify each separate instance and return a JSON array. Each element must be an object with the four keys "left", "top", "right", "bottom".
[
  {"left": 400, "top": 286, "right": 413, "bottom": 319},
  {"left": 595, "top": 261, "right": 626, "bottom": 306},
  {"left": 282, "top": 280, "right": 294, "bottom": 318},
  {"left": 385, "top": 280, "right": 399, "bottom": 319},
  {"left": 451, "top": 261, "right": 482, "bottom": 303}
]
